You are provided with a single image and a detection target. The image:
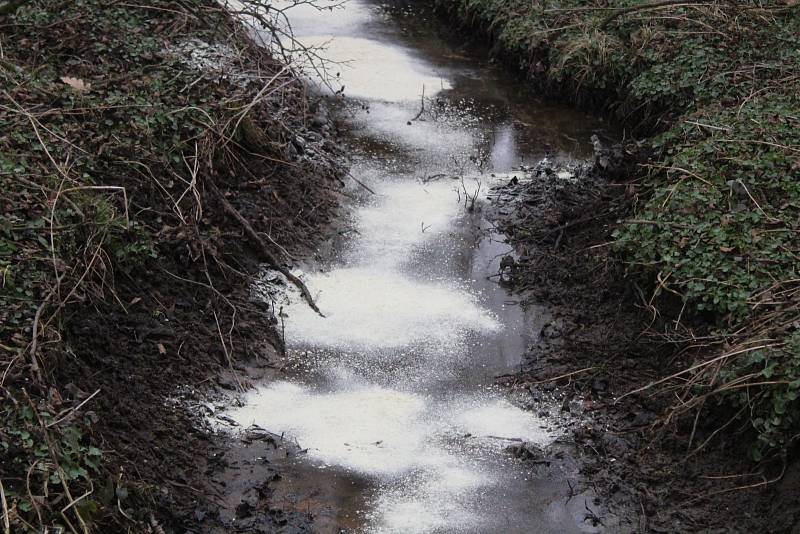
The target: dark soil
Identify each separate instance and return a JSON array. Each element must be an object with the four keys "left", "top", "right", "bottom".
[
  {"left": 0, "top": 1, "right": 348, "bottom": 531},
  {"left": 54, "top": 117, "right": 345, "bottom": 532},
  {"left": 487, "top": 152, "right": 800, "bottom": 532}
]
